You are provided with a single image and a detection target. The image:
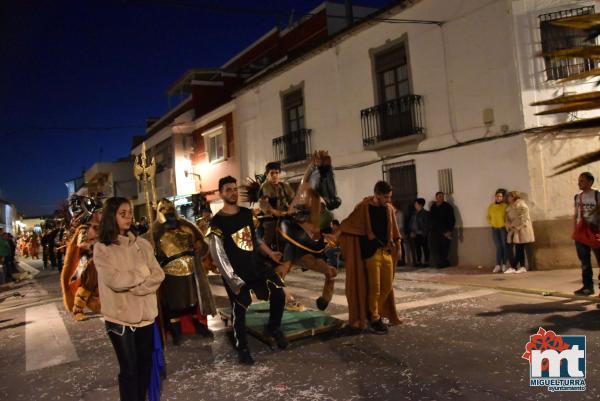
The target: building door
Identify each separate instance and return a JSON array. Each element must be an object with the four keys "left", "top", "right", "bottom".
[{"left": 384, "top": 160, "right": 417, "bottom": 219}]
